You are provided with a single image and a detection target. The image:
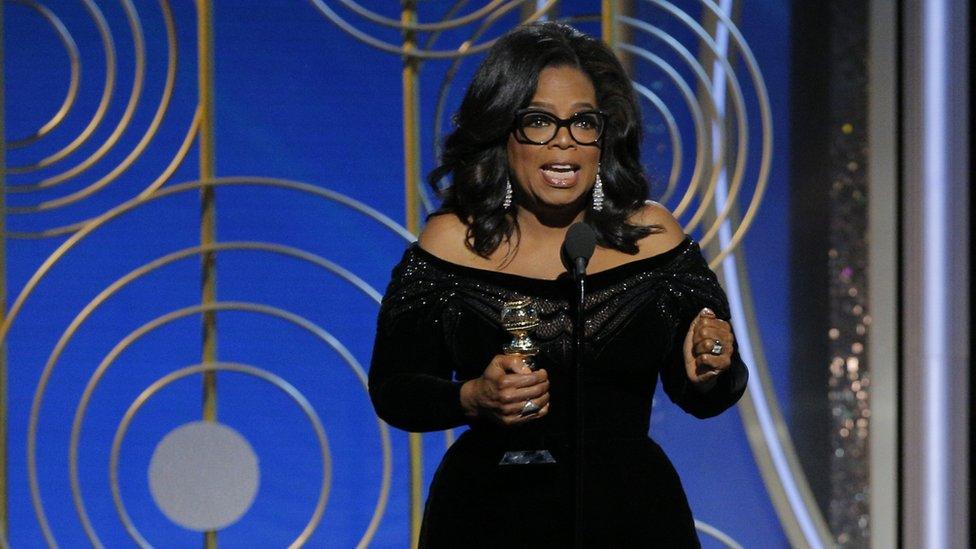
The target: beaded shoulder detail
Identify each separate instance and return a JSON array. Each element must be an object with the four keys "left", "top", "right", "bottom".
[{"left": 379, "top": 238, "right": 725, "bottom": 345}]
